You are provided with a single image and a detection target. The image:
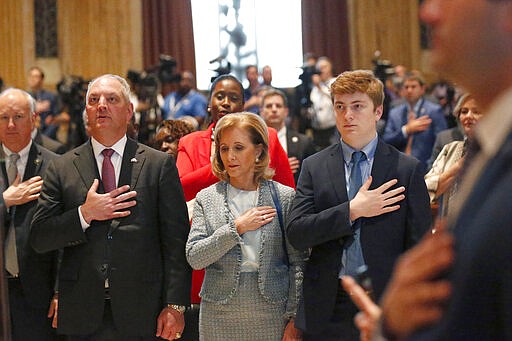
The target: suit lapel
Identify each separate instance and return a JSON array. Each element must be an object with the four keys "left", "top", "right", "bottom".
[
  {"left": 0, "top": 147, "right": 7, "bottom": 188},
  {"left": 327, "top": 144, "right": 348, "bottom": 203},
  {"left": 370, "top": 139, "right": 393, "bottom": 189},
  {"left": 73, "top": 140, "right": 100, "bottom": 191},
  {"left": 286, "top": 131, "right": 298, "bottom": 156},
  {"left": 24, "top": 143, "right": 43, "bottom": 181},
  {"left": 119, "top": 138, "right": 145, "bottom": 189}
]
